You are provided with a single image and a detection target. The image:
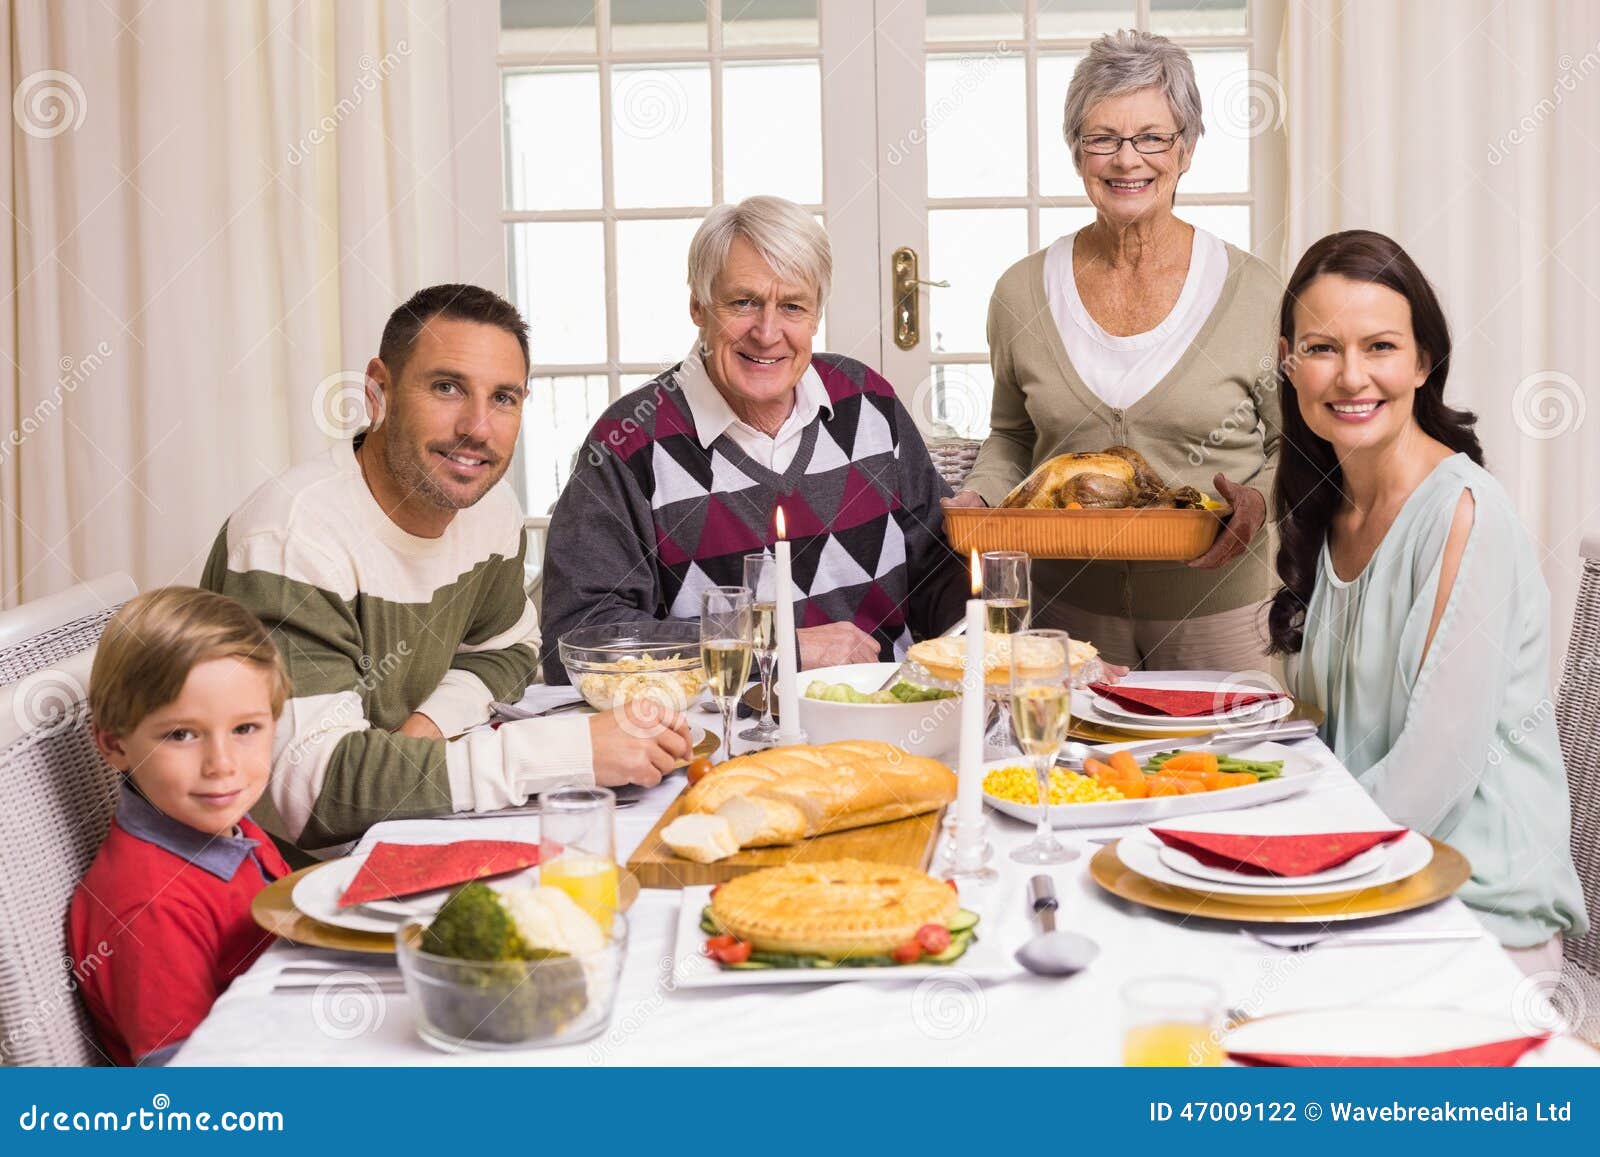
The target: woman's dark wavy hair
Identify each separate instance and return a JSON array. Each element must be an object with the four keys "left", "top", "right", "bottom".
[{"left": 1267, "top": 230, "right": 1484, "bottom": 654}]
